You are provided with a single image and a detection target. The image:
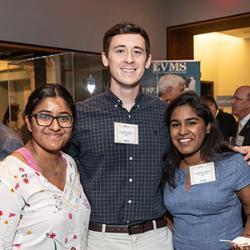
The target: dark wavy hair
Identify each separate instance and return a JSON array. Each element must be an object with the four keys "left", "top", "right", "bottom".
[
  {"left": 162, "top": 92, "right": 234, "bottom": 188},
  {"left": 24, "top": 84, "right": 75, "bottom": 119},
  {"left": 103, "top": 22, "right": 150, "bottom": 58}
]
